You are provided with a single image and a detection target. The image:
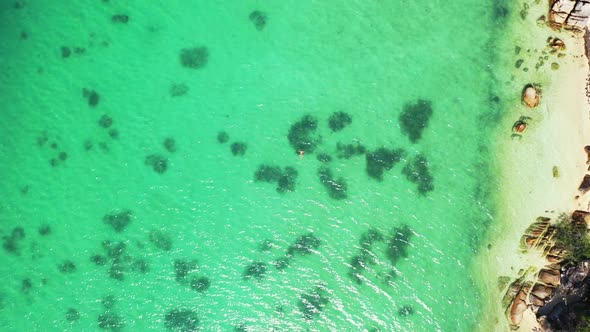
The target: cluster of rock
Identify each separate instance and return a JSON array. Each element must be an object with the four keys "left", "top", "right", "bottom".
[
  {"left": 503, "top": 217, "right": 564, "bottom": 328},
  {"left": 549, "top": 0, "right": 590, "bottom": 31},
  {"left": 502, "top": 211, "right": 590, "bottom": 330}
]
